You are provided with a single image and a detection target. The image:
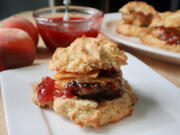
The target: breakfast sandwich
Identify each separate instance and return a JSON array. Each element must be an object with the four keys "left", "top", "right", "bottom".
[
  {"left": 141, "top": 10, "right": 180, "bottom": 53},
  {"left": 116, "top": 1, "right": 157, "bottom": 37},
  {"left": 33, "top": 36, "right": 137, "bottom": 128}
]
